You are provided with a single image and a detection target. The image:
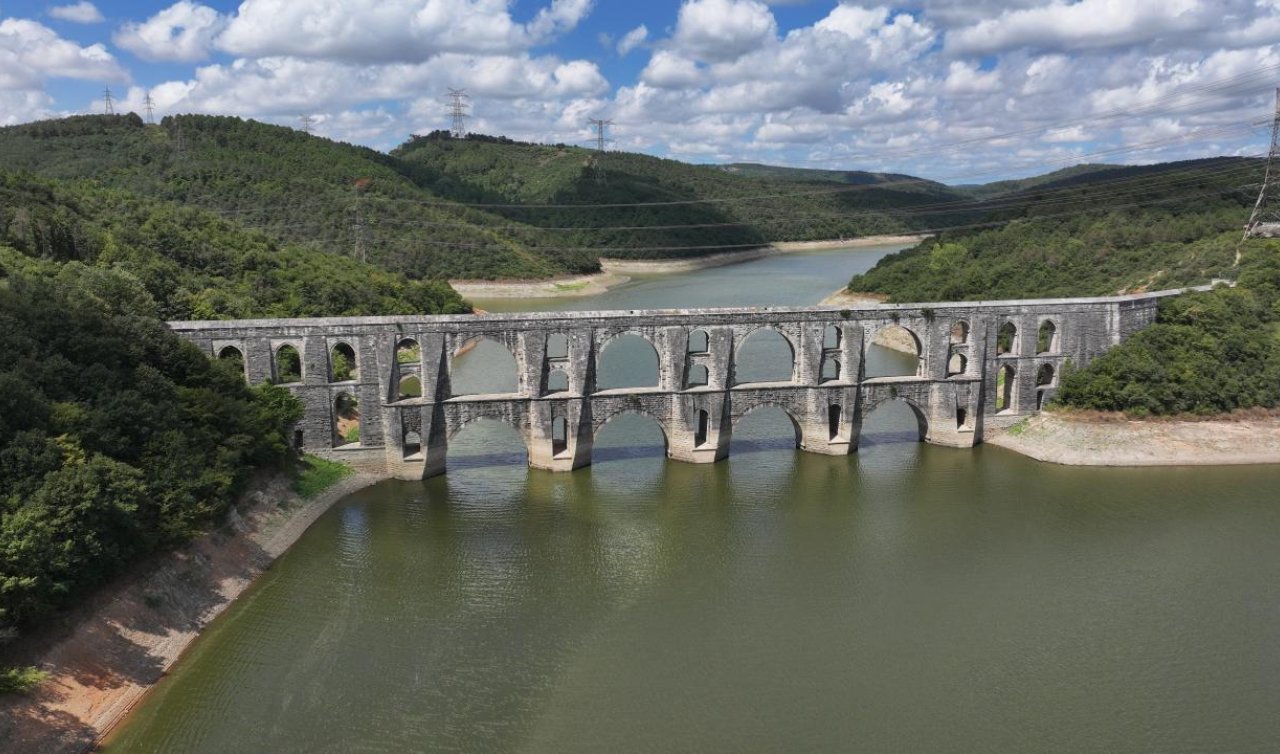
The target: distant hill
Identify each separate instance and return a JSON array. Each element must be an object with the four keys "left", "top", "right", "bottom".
[
  {"left": 0, "top": 115, "right": 591, "bottom": 280},
  {"left": 391, "top": 132, "right": 971, "bottom": 260},
  {"left": 848, "top": 156, "right": 1265, "bottom": 301},
  {"left": 716, "top": 162, "right": 948, "bottom": 189},
  {"left": 955, "top": 164, "right": 1122, "bottom": 198}
]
